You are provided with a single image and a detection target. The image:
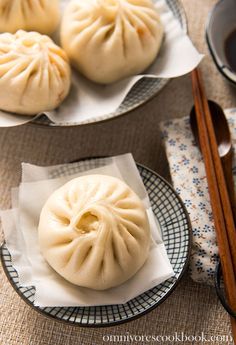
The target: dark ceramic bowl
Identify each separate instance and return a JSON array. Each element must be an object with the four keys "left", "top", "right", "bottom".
[{"left": 206, "top": 0, "right": 236, "bottom": 85}]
